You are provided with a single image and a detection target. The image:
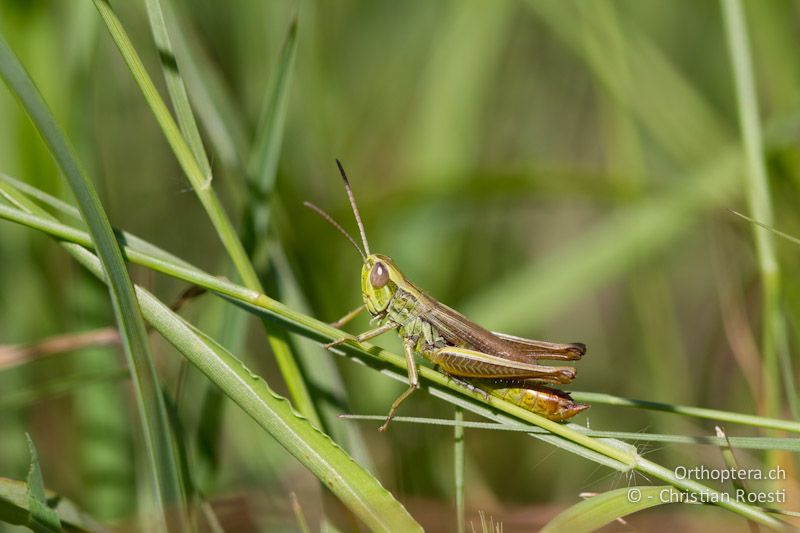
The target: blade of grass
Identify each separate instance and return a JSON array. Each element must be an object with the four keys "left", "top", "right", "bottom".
[
  {"left": 338, "top": 415, "right": 800, "bottom": 452},
  {"left": 0, "top": 477, "right": 99, "bottom": 532},
  {"left": 403, "top": 1, "right": 512, "bottom": 181},
  {"left": 0, "top": 31, "right": 187, "bottom": 532},
  {"left": 716, "top": 427, "right": 760, "bottom": 533},
  {"left": 4, "top": 193, "right": 800, "bottom": 441},
  {"left": 163, "top": 0, "right": 249, "bottom": 173},
  {"left": 232, "top": 18, "right": 322, "bottom": 429},
  {"left": 290, "top": 492, "right": 311, "bottom": 533},
  {"left": 729, "top": 210, "right": 800, "bottom": 247},
  {"left": 541, "top": 486, "right": 672, "bottom": 533},
  {"left": 0, "top": 192, "right": 787, "bottom": 528},
  {"left": 91, "top": 0, "right": 255, "bottom": 290},
  {"left": 2, "top": 175, "right": 794, "bottom": 518},
  {"left": 270, "top": 241, "right": 374, "bottom": 467},
  {"left": 92, "top": 0, "right": 320, "bottom": 426},
  {"left": 245, "top": 19, "right": 297, "bottom": 204},
  {"left": 75, "top": 249, "right": 423, "bottom": 533},
  {"left": 722, "top": 0, "right": 797, "bottom": 418},
  {"left": 0, "top": 174, "right": 422, "bottom": 532},
  {"left": 454, "top": 407, "right": 465, "bottom": 533},
  {"left": 143, "top": 0, "right": 212, "bottom": 186},
  {"left": 572, "top": 392, "right": 800, "bottom": 434},
  {"left": 25, "top": 434, "right": 62, "bottom": 532}
]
